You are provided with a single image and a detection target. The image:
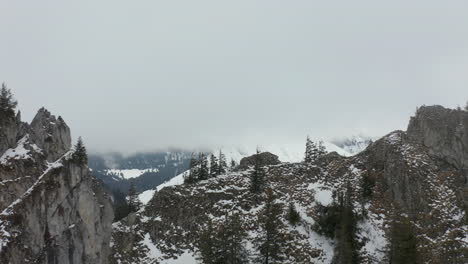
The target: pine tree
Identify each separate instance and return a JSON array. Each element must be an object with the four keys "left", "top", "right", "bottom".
[
  {"left": 230, "top": 159, "right": 237, "bottom": 169},
  {"left": 389, "top": 213, "right": 419, "bottom": 264},
  {"left": 305, "top": 136, "right": 320, "bottom": 163},
  {"left": 0, "top": 83, "right": 17, "bottom": 116},
  {"left": 332, "top": 186, "right": 361, "bottom": 264},
  {"left": 127, "top": 182, "right": 142, "bottom": 212},
  {"left": 305, "top": 137, "right": 327, "bottom": 164},
  {"left": 255, "top": 189, "right": 285, "bottom": 264},
  {"left": 72, "top": 137, "right": 88, "bottom": 166},
  {"left": 185, "top": 155, "right": 199, "bottom": 184},
  {"left": 198, "top": 153, "right": 209, "bottom": 181},
  {"left": 113, "top": 189, "right": 131, "bottom": 221},
  {"left": 318, "top": 140, "right": 327, "bottom": 157},
  {"left": 250, "top": 149, "right": 266, "bottom": 194},
  {"left": 223, "top": 213, "right": 249, "bottom": 264},
  {"left": 209, "top": 153, "right": 219, "bottom": 178},
  {"left": 287, "top": 202, "right": 301, "bottom": 226},
  {"left": 197, "top": 221, "right": 220, "bottom": 264},
  {"left": 305, "top": 136, "right": 314, "bottom": 163},
  {"left": 197, "top": 214, "right": 248, "bottom": 264},
  {"left": 218, "top": 150, "right": 228, "bottom": 175}
]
